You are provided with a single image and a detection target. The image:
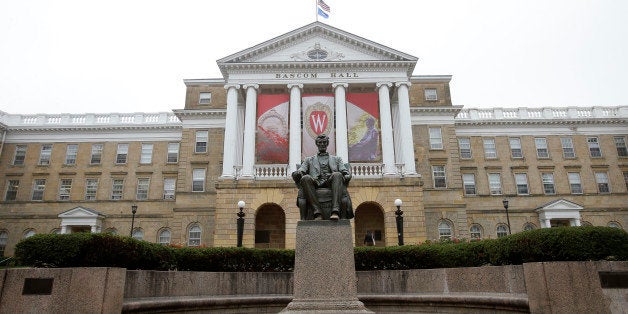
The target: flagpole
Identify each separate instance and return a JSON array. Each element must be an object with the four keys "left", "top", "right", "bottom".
[{"left": 315, "top": 0, "right": 318, "bottom": 22}]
